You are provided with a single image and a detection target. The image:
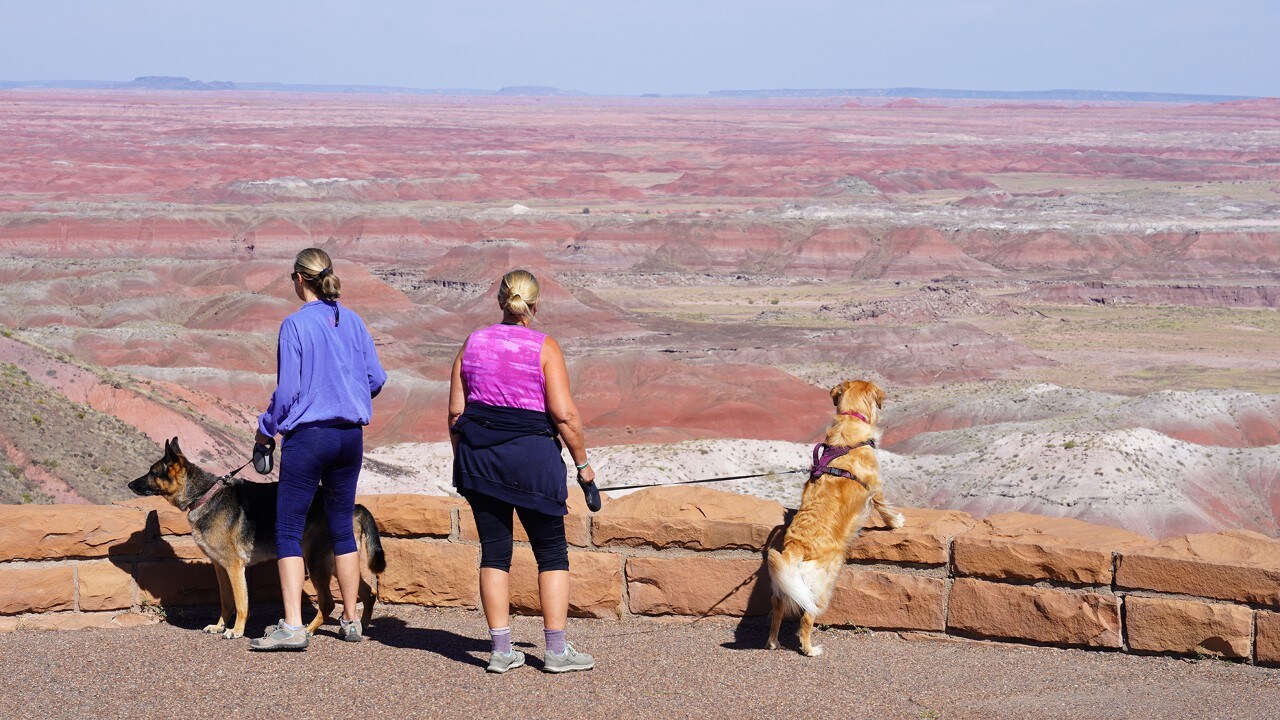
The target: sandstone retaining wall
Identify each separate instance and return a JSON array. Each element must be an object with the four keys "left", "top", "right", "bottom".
[{"left": 1, "top": 487, "right": 1277, "bottom": 666}]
